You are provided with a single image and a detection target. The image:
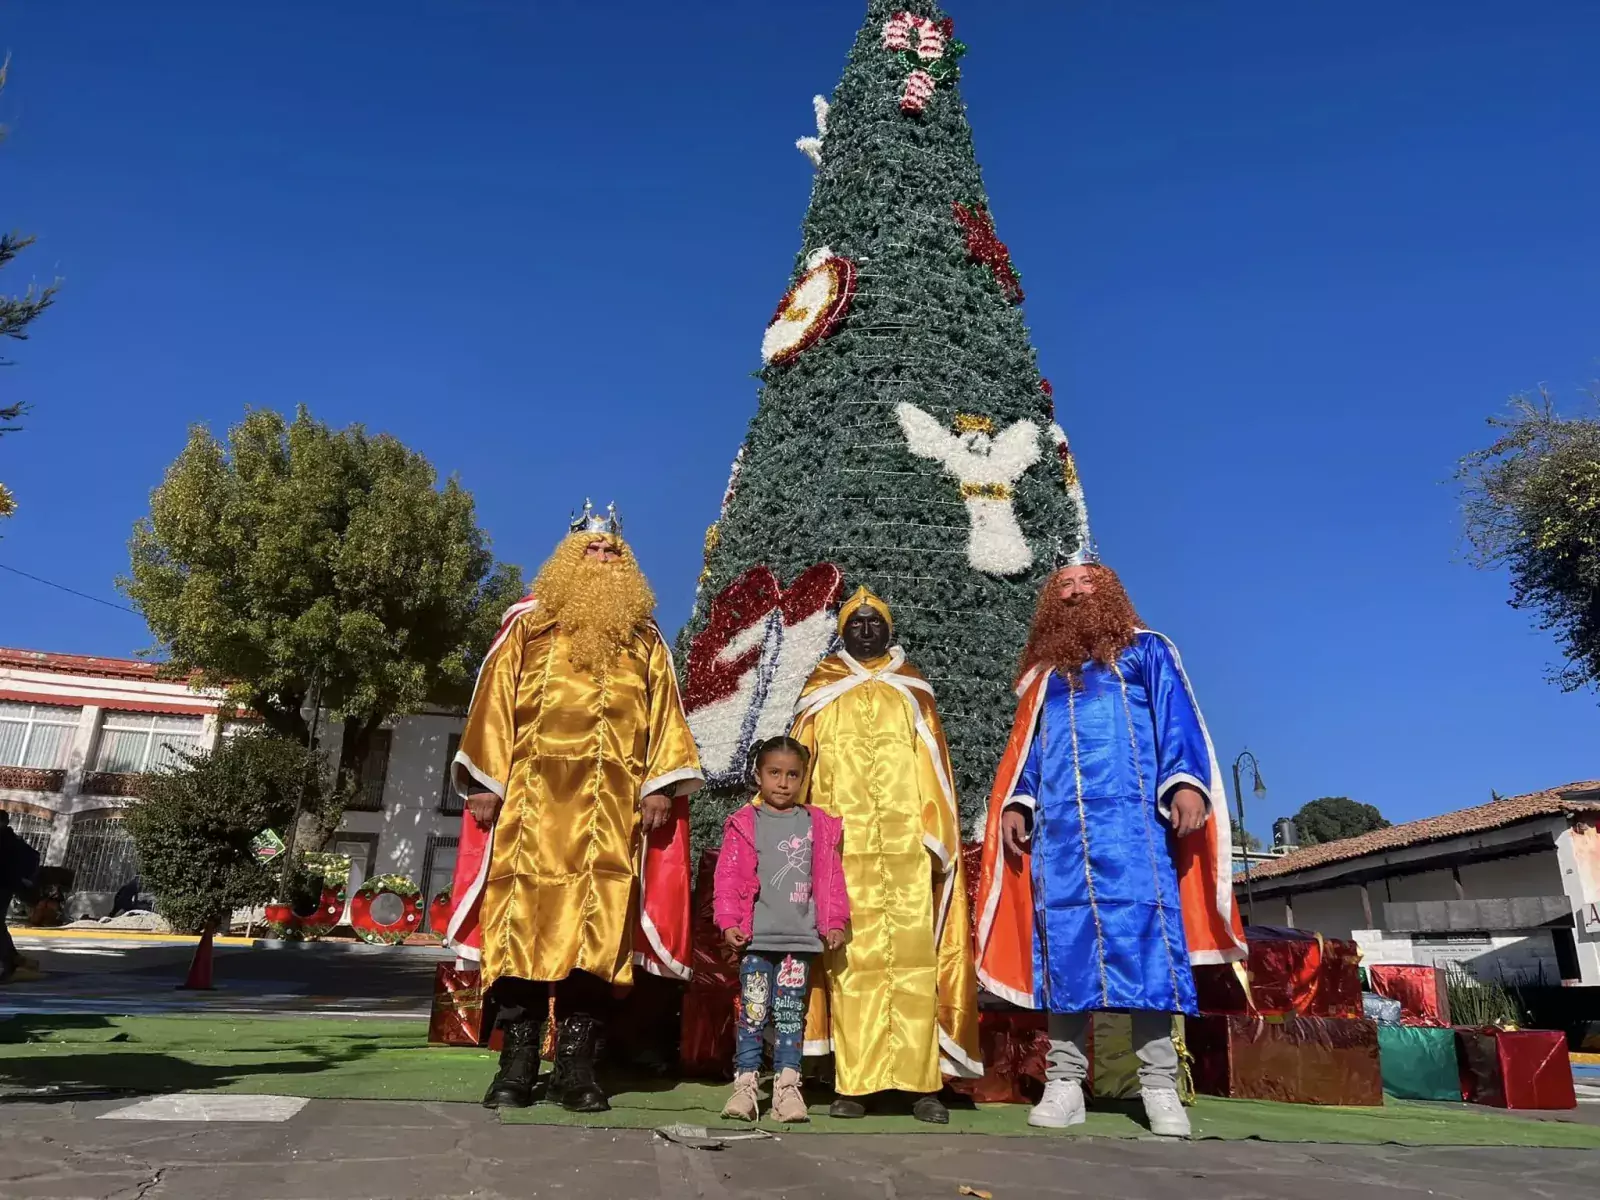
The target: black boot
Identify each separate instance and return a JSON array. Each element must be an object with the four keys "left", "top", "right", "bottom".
[
  {"left": 552, "top": 1013, "right": 609, "bottom": 1113},
  {"left": 482, "top": 1017, "right": 542, "bottom": 1109}
]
